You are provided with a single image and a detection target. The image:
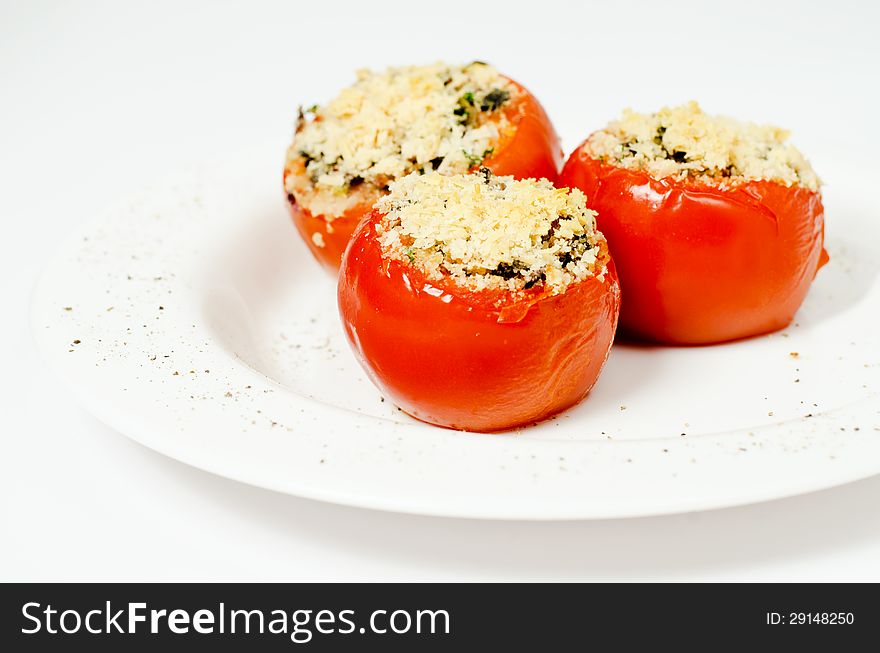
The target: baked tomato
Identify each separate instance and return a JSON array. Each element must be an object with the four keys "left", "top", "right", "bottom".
[
  {"left": 337, "top": 172, "right": 619, "bottom": 432},
  {"left": 284, "top": 62, "right": 562, "bottom": 272},
  {"left": 560, "top": 103, "right": 826, "bottom": 344}
]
